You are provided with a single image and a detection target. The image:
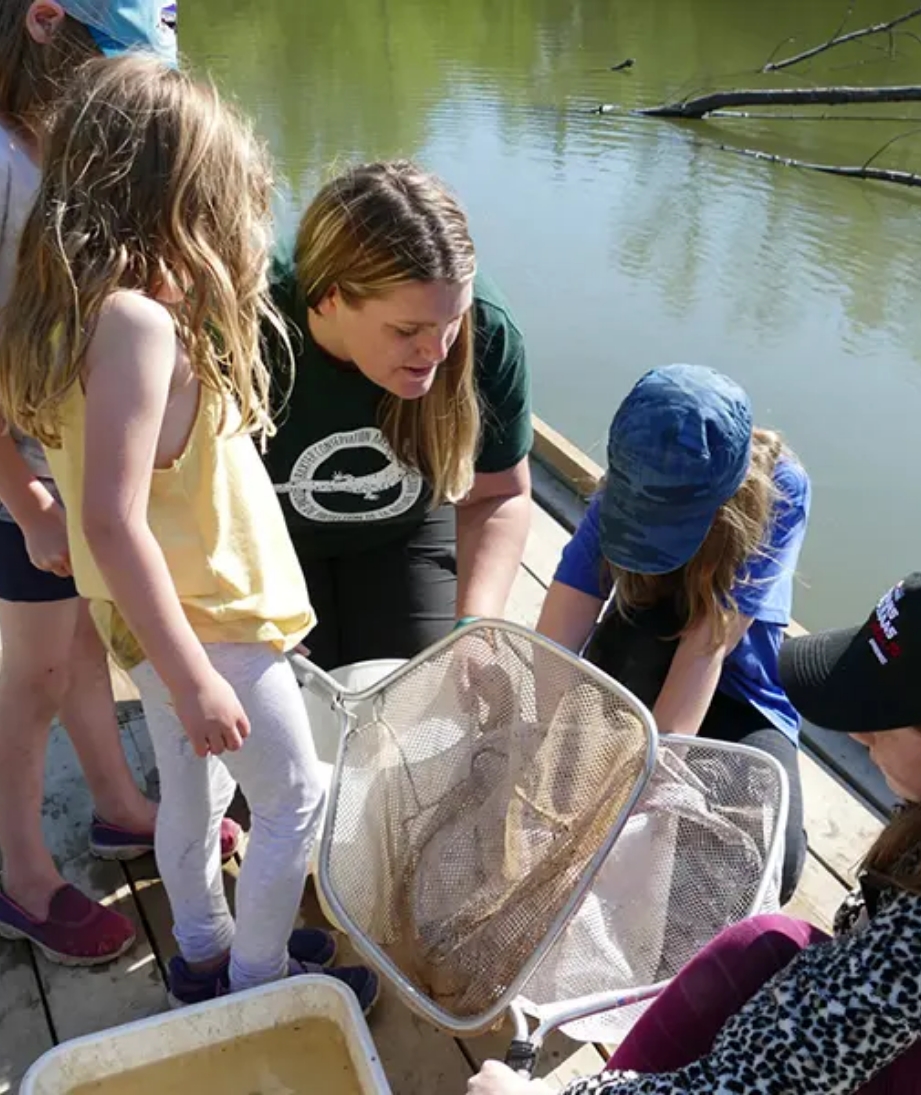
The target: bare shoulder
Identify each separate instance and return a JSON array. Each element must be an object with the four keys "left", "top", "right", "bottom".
[
  {"left": 94, "top": 290, "right": 175, "bottom": 339},
  {"left": 87, "top": 292, "right": 177, "bottom": 381}
]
